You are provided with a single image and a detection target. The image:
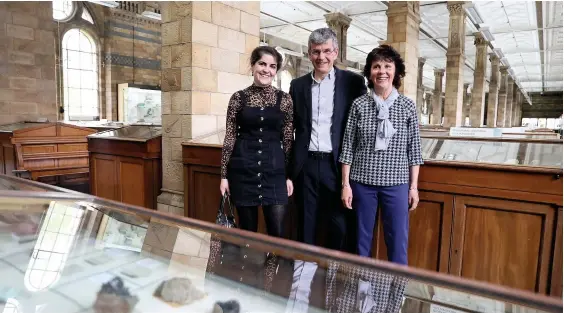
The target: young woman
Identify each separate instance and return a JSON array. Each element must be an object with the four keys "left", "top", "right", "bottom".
[{"left": 219, "top": 46, "right": 294, "bottom": 239}]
